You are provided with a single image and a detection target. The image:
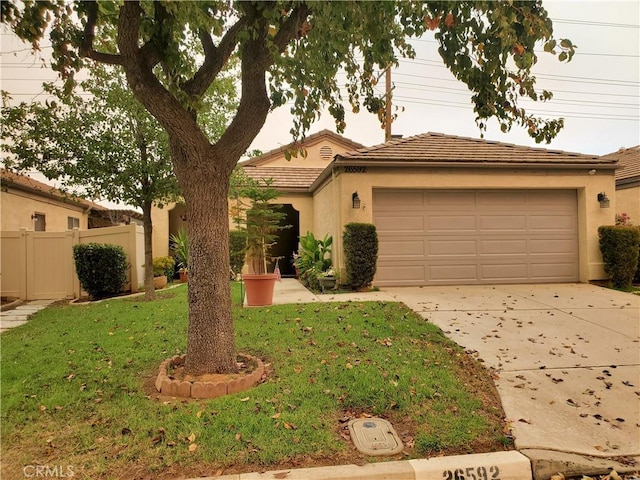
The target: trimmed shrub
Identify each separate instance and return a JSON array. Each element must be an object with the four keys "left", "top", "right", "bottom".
[
  {"left": 598, "top": 225, "right": 640, "bottom": 289},
  {"left": 152, "top": 256, "right": 175, "bottom": 278},
  {"left": 229, "top": 229, "right": 247, "bottom": 276},
  {"left": 73, "top": 243, "right": 128, "bottom": 299},
  {"left": 343, "top": 223, "right": 378, "bottom": 289}
]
